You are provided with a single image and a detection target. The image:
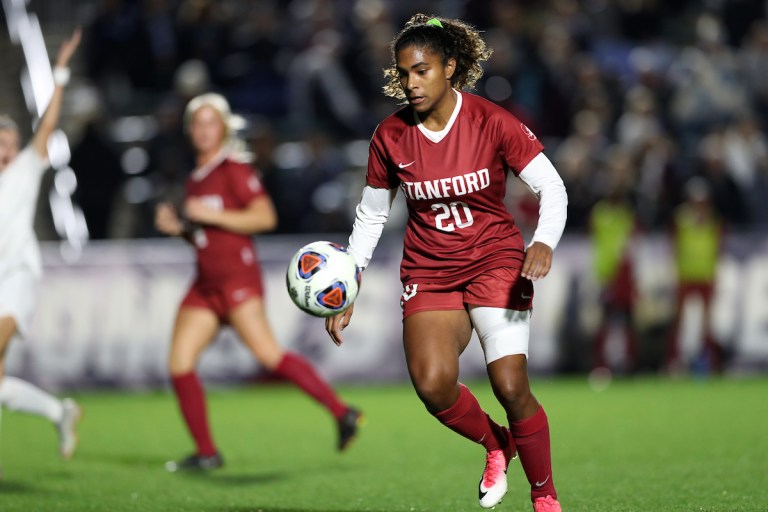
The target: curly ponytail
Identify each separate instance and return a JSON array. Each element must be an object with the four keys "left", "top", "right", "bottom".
[{"left": 382, "top": 14, "right": 492, "bottom": 100}]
